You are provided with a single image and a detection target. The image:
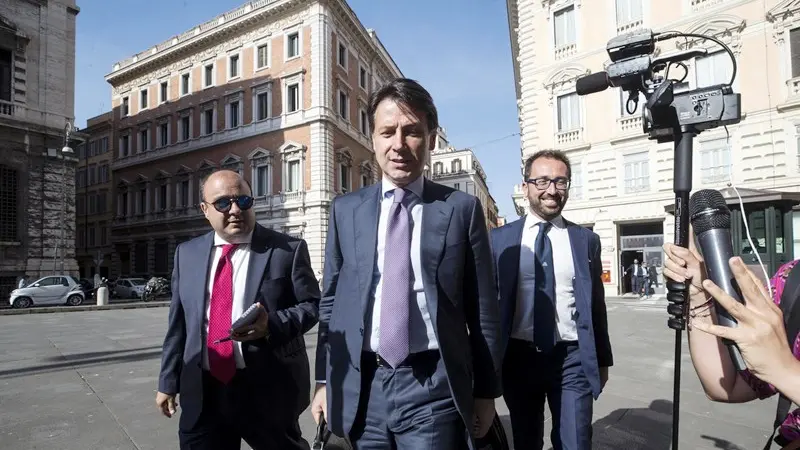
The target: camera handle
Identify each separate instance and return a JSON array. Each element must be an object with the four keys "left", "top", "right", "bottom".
[{"left": 665, "top": 127, "right": 696, "bottom": 450}]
